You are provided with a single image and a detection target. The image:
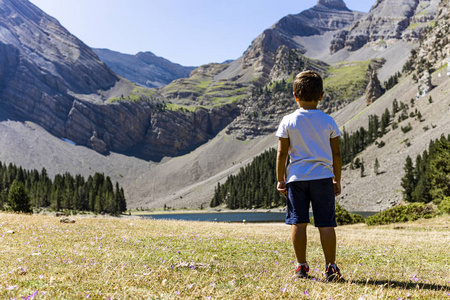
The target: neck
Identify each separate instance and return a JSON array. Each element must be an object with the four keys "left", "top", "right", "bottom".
[{"left": 298, "top": 100, "right": 319, "bottom": 110}]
